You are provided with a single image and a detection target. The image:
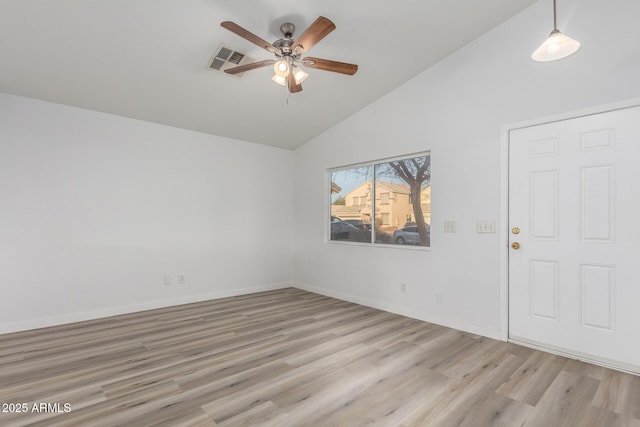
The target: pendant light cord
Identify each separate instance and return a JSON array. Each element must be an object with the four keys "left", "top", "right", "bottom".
[{"left": 553, "top": 0, "right": 558, "bottom": 31}]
